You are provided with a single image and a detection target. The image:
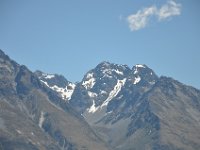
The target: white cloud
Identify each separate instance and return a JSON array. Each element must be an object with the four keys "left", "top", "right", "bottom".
[
  {"left": 158, "top": 0, "right": 181, "bottom": 20},
  {"left": 127, "top": 0, "right": 181, "bottom": 31},
  {"left": 127, "top": 6, "right": 157, "bottom": 31}
]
